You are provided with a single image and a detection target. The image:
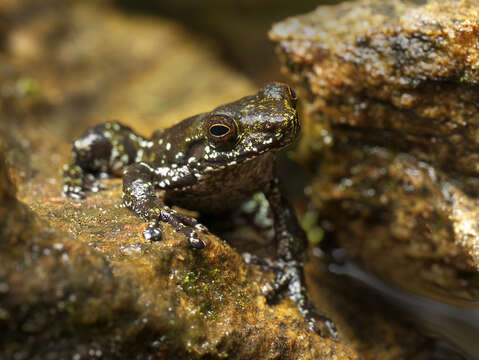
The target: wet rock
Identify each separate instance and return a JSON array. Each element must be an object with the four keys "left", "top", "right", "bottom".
[
  {"left": 270, "top": 0, "right": 479, "bottom": 301},
  {"left": 0, "top": 1, "right": 357, "bottom": 359}
]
